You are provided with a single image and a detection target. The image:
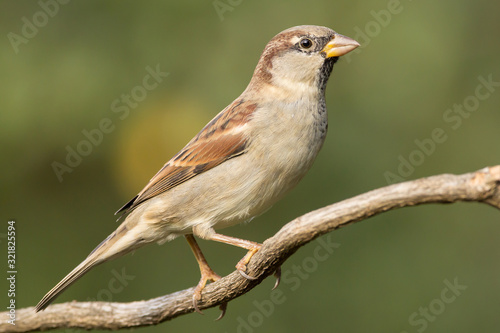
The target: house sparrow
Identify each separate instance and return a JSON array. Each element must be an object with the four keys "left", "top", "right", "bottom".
[{"left": 35, "top": 25, "right": 359, "bottom": 314}]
